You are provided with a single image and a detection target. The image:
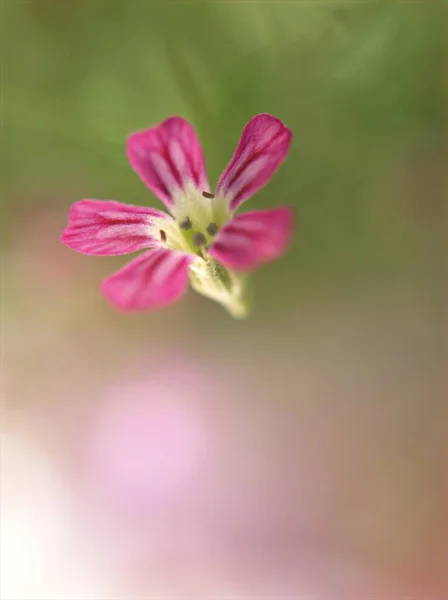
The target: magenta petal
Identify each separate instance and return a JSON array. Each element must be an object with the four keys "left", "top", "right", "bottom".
[
  {"left": 216, "top": 113, "right": 292, "bottom": 212},
  {"left": 127, "top": 117, "right": 209, "bottom": 209},
  {"left": 209, "top": 207, "right": 294, "bottom": 271},
  {"left": 61, "top": 200, "right": 169, "bottom": 256},
  {"left": 101, "top": 248, "right": 192, "bottom": 311}
]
